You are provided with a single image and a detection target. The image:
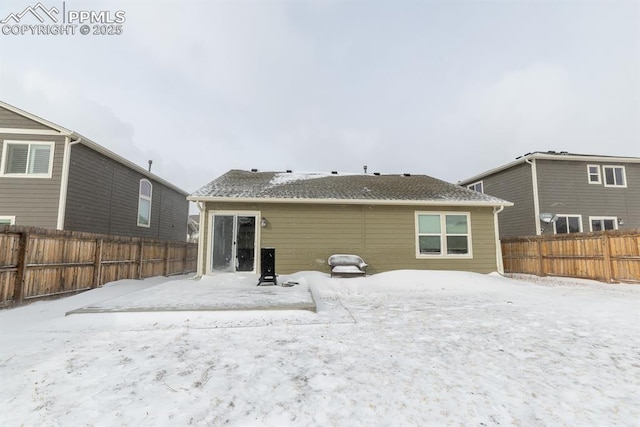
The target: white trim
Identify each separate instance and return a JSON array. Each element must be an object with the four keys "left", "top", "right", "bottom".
[
  {"left": 602, "top": 165, "right": 627, "bottom": 188},
  {"left": 459, "top": 152, "right": 640, "bottom": 185},
  {"left": 79, "top": 137, "right": 188, "bottom": 195},
  {"left": 196, "top": 202, "right": 206, "bottom": 276},
  {"left": 553, "top": 214, "right": 583, "bottom": 234},
  {"left": 0, "top": 128, "right": 62, "bottom": 135},
  {"left": 206, "top": 210, "right": 261, "bottom": 275},
  {"left": 467, "top": 181, "right": 484, "bottom": 193},
  {"left": 587, "top": 164, "right": 601, "bottom": 184},
  {"left": 188, "top": 196, "right": 512, "bottom": 207},
  {"left": 137, "top": 179, "right": 153, "bottom": 227},
  {"left": 588, "top": 216, "right": 618, "bottom": 232},
  {"left": 526, "top": 158, "right": 542, "bottom": 235},
  {"left": 0, "top": 215, "right": 16, "bottom": 225},
  {"left": 56, "top": 137, "right": 70, "bottom": 230},
  {"left": 0, "top": 101, "right": 73, "bottom": 135},
  {"left": 0, "top": 140, "right": 55, "bottom": 178},
  {"left": 493, "top": 206, "right": 505, "bottom": 274},
  {"left": 414, "top": 211, "right": 473, "bottom": 259}
]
